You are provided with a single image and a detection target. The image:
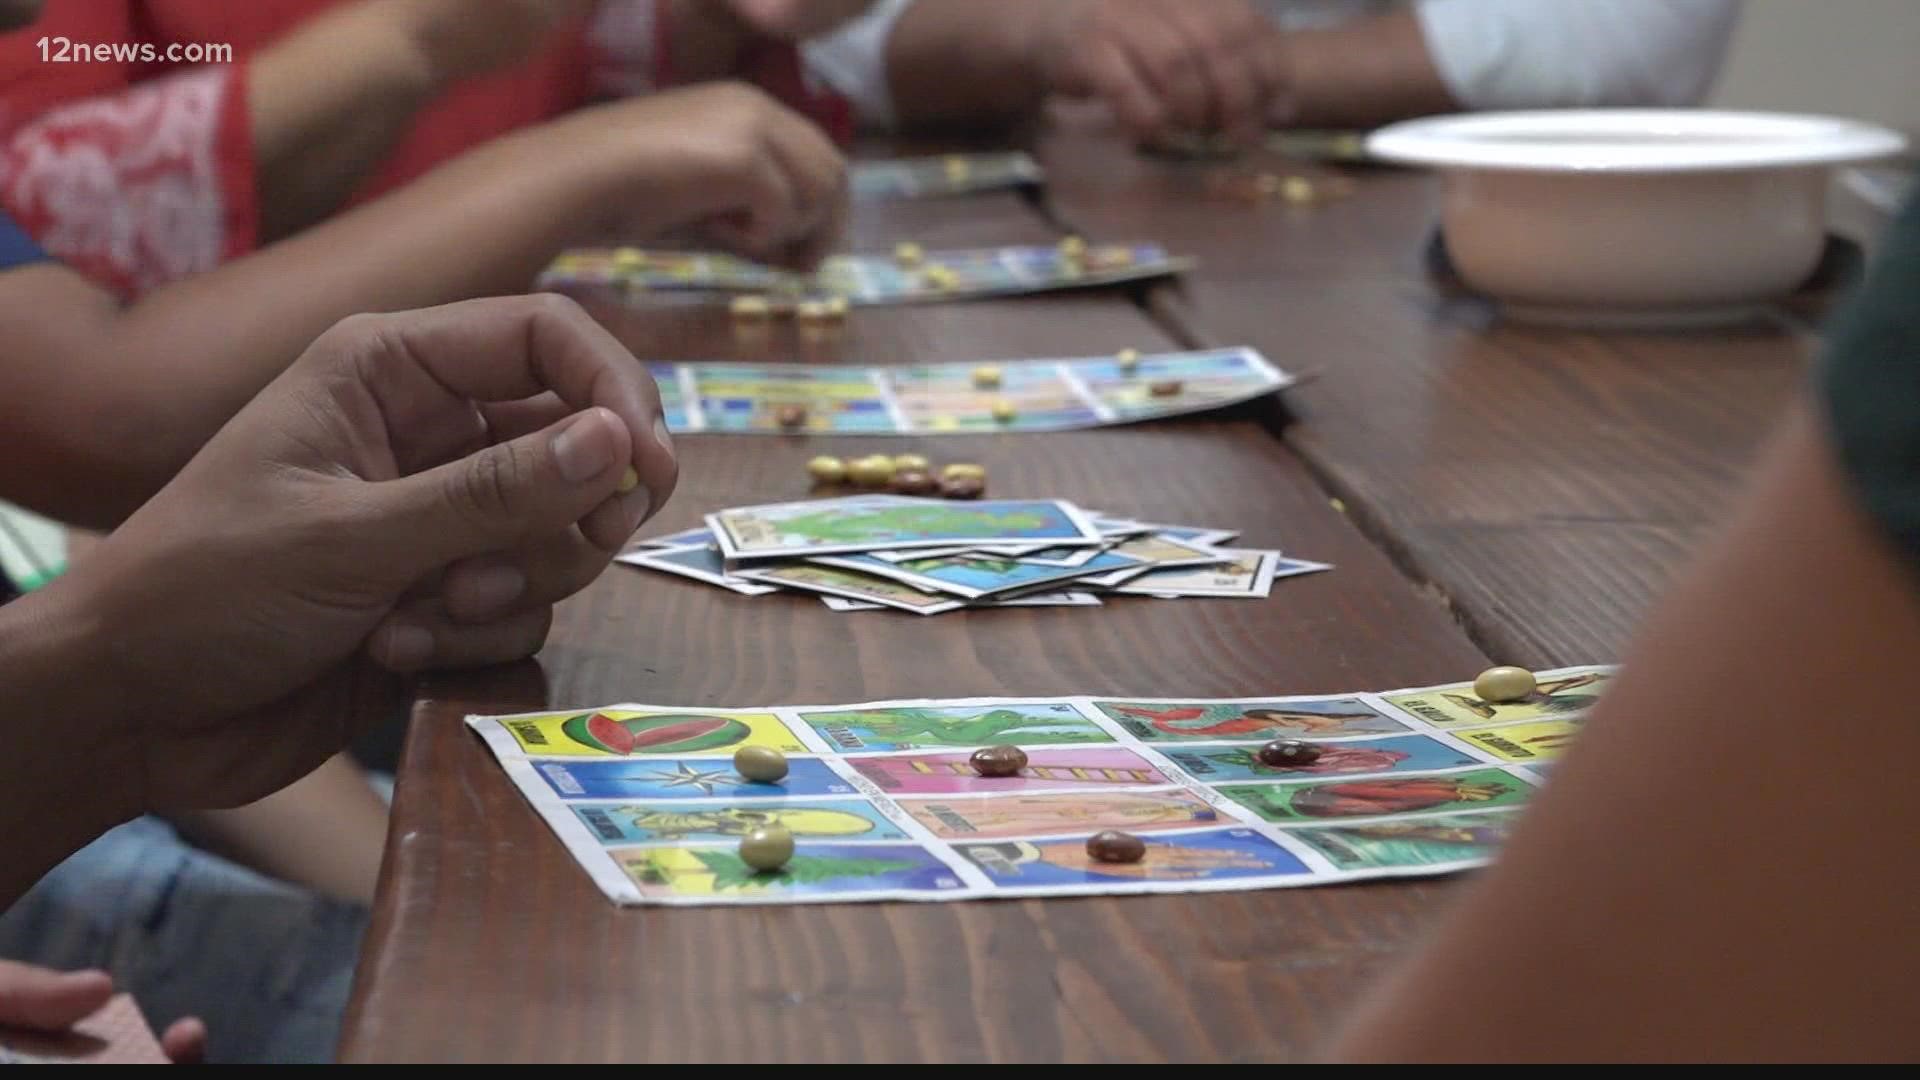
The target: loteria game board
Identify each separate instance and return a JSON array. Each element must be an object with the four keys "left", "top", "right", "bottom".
[
  {"left": 466, "top": 666, "right": 1613, "bottom": 907},
  {"left": 645, "top": 347, "right": 1292, "bottom": 435},
  {"left": 538, "top": 242, "right": 1191, "bottom": 305},
  {"left": 849, "top": 151, "right": 1044, "bottom": 201}
]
